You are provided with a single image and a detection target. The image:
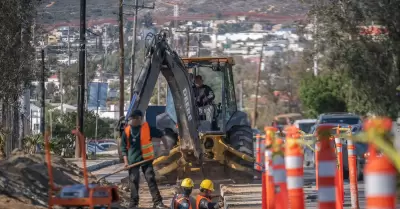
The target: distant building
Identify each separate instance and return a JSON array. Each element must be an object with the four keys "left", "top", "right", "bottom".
[{"left": 30, "top": 103, "right": 41, "bottom": 135}]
